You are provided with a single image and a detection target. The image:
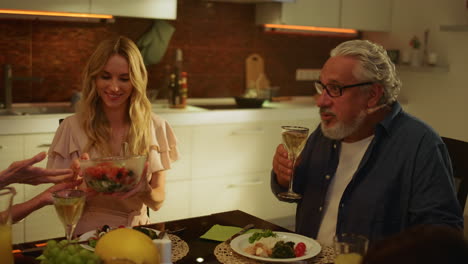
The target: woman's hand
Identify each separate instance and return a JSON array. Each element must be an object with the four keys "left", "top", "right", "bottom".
[
  {"left": 70, "top": 153, "right": 90, "bottom": 181},
  {"left": 70, "top": 153, "right": 101, "bottom": 197},
  {"left": 272, "top": 144, "right": 294, "bottom": 188},
  {"left": 0, "top": 152, "right": 73, "bottom": 188}
]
